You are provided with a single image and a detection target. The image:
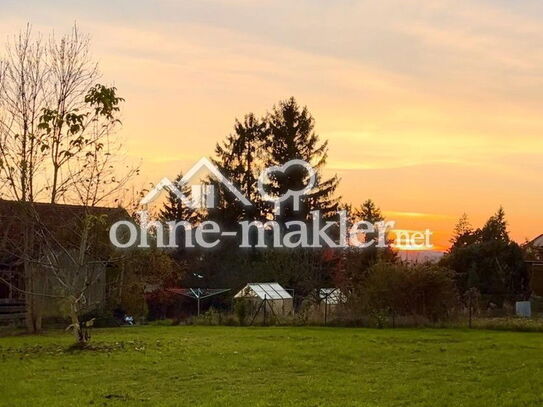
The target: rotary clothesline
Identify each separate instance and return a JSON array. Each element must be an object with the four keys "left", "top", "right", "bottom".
[{"left": 167, "top": 288, "right": 231, "bottom": 316}]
